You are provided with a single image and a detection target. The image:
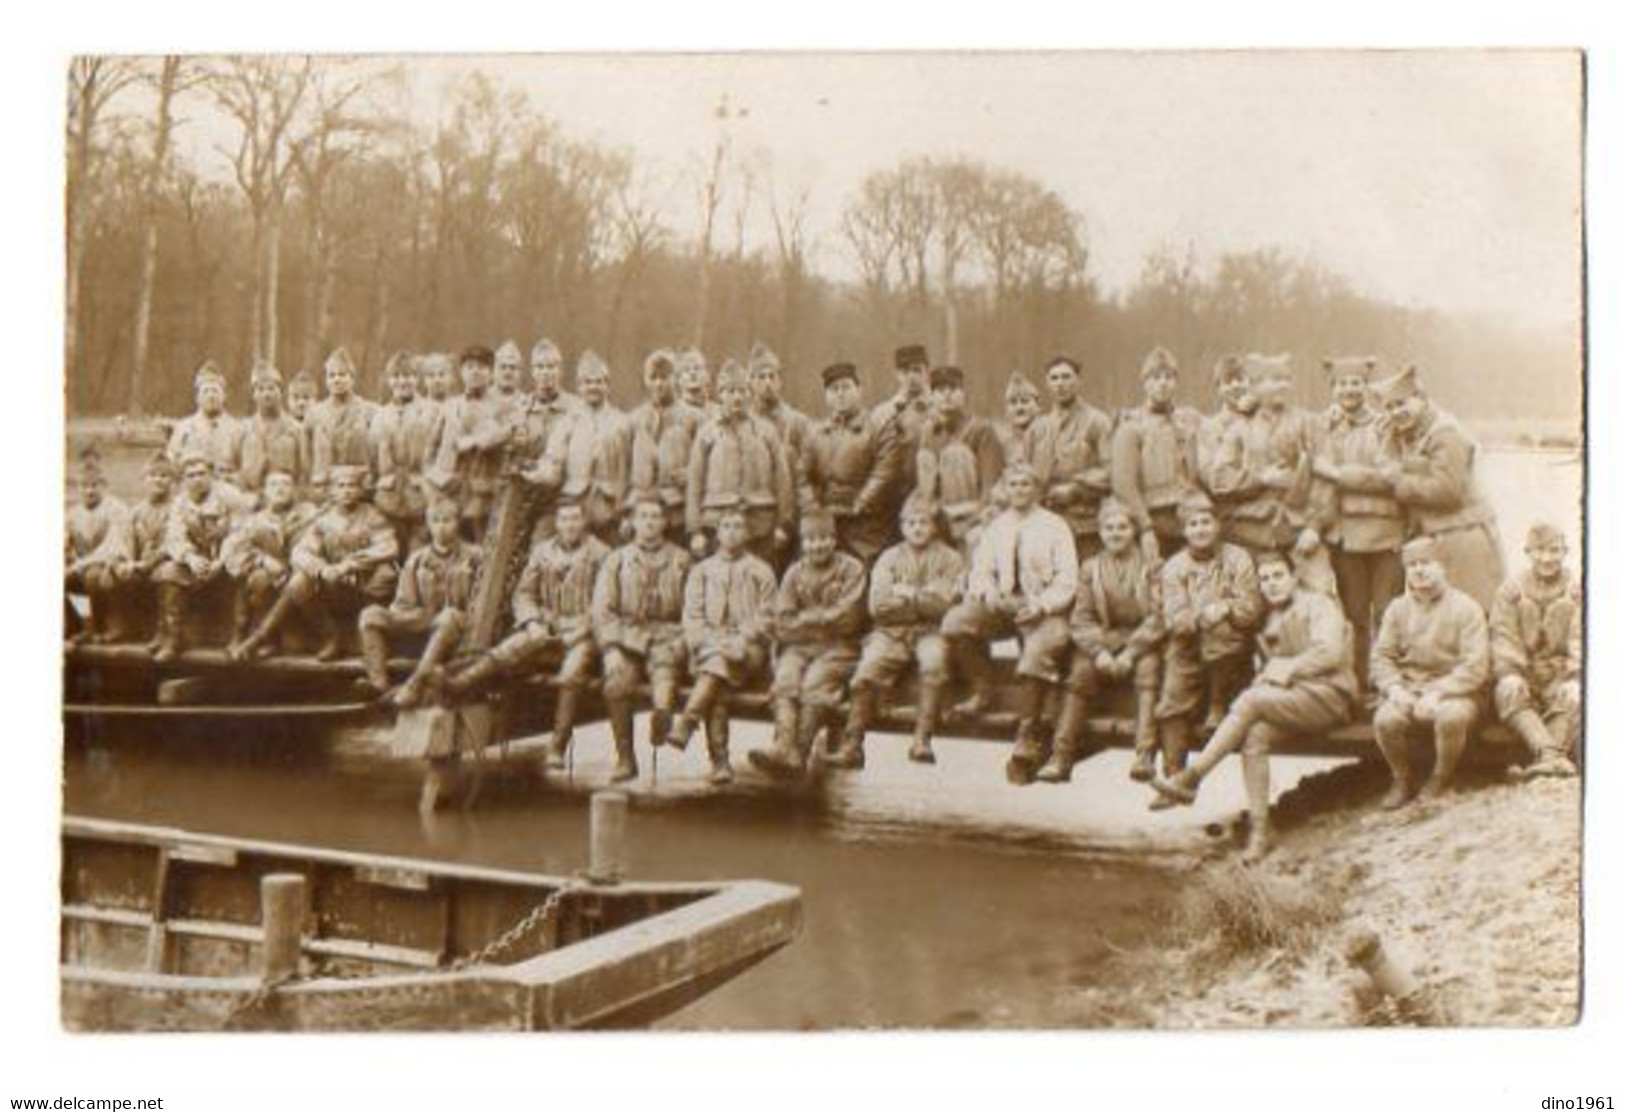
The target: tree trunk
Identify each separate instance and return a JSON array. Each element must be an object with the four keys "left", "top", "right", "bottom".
[
  {"left": 263, "top": 205, "right": 283, "bottom": 366},
  {"left": 65, "top": 98, "right": 95, "bottom": 390},
  {"left": 246, "top": 211, "right": 265, "bottom": 363},
  {"left": 129, "top": 58, "right": 180, "bottom": 417}
]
